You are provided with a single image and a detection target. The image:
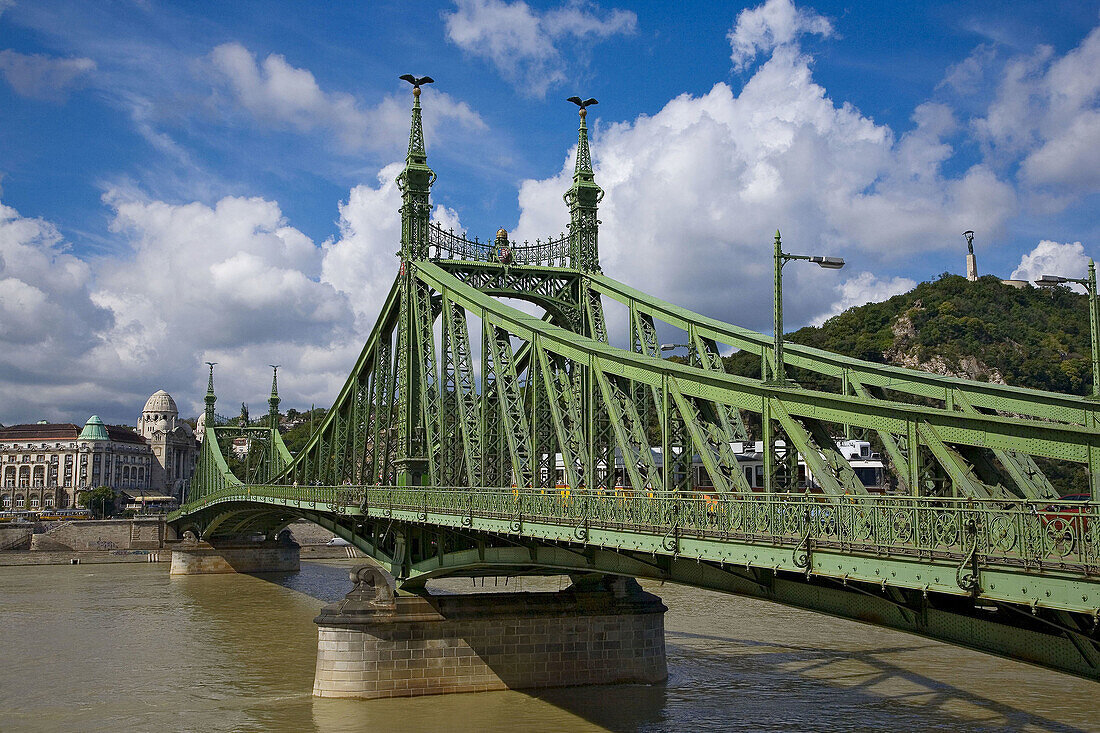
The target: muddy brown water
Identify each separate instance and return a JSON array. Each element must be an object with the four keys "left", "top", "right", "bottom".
[{"left": 0, "top": 560, "right": 1095, "bottom": 732}]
